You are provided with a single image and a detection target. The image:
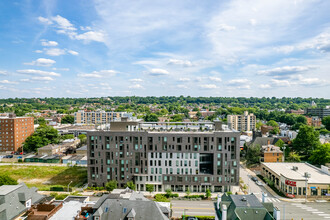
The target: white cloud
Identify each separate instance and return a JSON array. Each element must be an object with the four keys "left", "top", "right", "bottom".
[
  {"left": 0, "top": 71, "right": 7, "bottom": 75},
  {"left": 259, "top": 84, "right": 271, "bottom": 89},
  {"left": 41, "top": 40, "right": 58, "bottom": 46},
  {"left": 178, "top": 78, "right": 190, "bottom": 82},
  {"left": 35, "top": 50, "right": 43, "bottom": 53},
  {"left": 68, "top": 50, "right": 79, "bottom": 55},
  {"left": 0, "top": 80, "right": 18, "bottom": 84},
  {"left": 38, "top": 16, "right": 52, "bottom": 25},
  {"left": 77, "top": 70, "right": 117, "bottom": 78},
  {"left": 31, "top": 76, "right": 55, "bottom": 81},
  {"left": 228, "top": 79, "right": 250, "bottom": 85},
  {"left": 250, "top": 19, "right": 257, "bottom": 26},
  {"left": 17, "top": 69, "right": 61, "bottom": 77},
  {"left": 52, "top": 68, "right": 70, "bottom": 71},
  {"left": 129, "top": 84, "right": 144, "bottom": 89},
  {"left": 129, "top": 78, "right": 143, "bottom": 82},
  {"left": 218, "top": 24, "right": 236, "bottom": 31},
  {"left": 258, "top": 66, "right": 315, "bottom": 78},
  {"left": 177, "top": 84, "right": 188, "bottom": 89},
  {"left": 44, "top": 48, "right": 66, "bottom": 56},
  {"left": 271, "top": 79, "right": 291, "bottom": 87},
  {"left": 24, "top": 58, "right": 56, "bottom": 67},
  {"left": 20, "top": 79, "right": 30, "bottom": 82},
  {"left": 52, "top": 15, "right": 76, "bottom": 31},
  {"left": 75, "top": 31, "right": 105, "bottom": 42},
  {"left": 209, "top": 76, "right": 222, "bottom": 82},
  {"left": 148, "top": 68, "right": 169, "bottom": 76},
  {"left": 200, "top": 84, "right": 217, "bottom": 89},
  {"left": 168, "top": 59, "right": 193, "bottom": 67}
]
